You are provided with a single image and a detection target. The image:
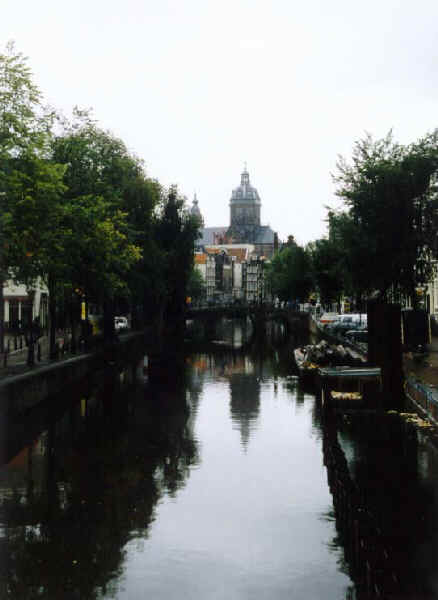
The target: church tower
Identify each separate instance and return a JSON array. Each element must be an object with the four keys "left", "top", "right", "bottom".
[
  {"left": 190, "top": 193, "right": 204, "bottom": 226},
  {"left": 228, "top": 166, "right": 261, "bottom": 242}
]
